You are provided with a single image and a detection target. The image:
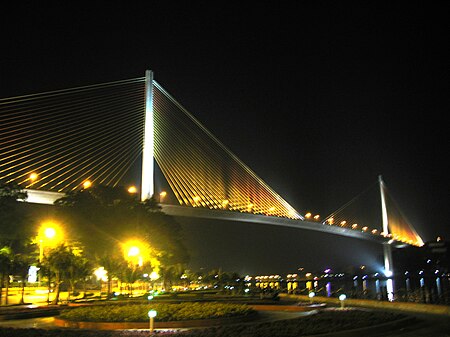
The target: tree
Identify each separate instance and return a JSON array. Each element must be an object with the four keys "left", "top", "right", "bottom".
[
  {"left": 54, "top": 185, "right": 189, "bottom": 271},
  {"left": 11, "top": 251, "right": 34, "bottom": 304},
  {"left": 160, "top": 264, "right": 184, "bottom": 291},
  {"left": 66, "top": 254, "right": 92, "bottom": 301},
  {"left": 96, "top": 253, "right": 126, "bottom": 299},
  {"left": 0, "top": 182, "right": 30, "bottom": 250},
  {"left": 44, "top": 244, "right": 82, "bottom": 304},
  {"left": 0, "top": 247, "right": 12, "bottom": 305}
]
